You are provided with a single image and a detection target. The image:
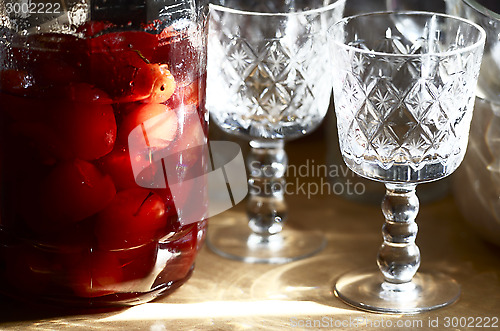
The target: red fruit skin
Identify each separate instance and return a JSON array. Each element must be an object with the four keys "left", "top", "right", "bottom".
[
  {"left": 31, "top": 159, "right": 116, "bottom": 232},
  {"left": 97, "top": 147, "right": 182, "bottom": 232},
  {"left": 0, "top": 69, "right": 47, "bottom": 122},
  {"left": 59, "top": 82, "right": 114, "bottom": 104},
  {"left": 6, "top": 85, "right": 117, "bottom": 163},
  {"left": 21, "top": 33, "right": 86, "bottom": 87},
  {"left": 49, "top": 100, "right": 117, "bottom": 160},
  {"left": 66, "top": 250, "right": 123, "bottom": 298},
  {"left": 120, "top": 103, "right": 178, "bottom": 145},
  {"left": 123, "top": 103, "right": 179, "bottom": 190},
  {"left": 98, "top": 145, "right": 137, "bottom": 191},
  {"left": 90, "top": 31, "right": 157, "bottom": 60},
  {"left": 97, "top": 145, "right": 184, "bottom": 195},
  {"left": 141, "top": 64, "right": 176, "bottom": 104},
  {"left": 88, "top": 31, "right": 159, "bottom": 102},
  {"left": 95, "top": 188, "right": 169, "bottom": 250},
  {"left": 99, "top": 103, "right": 179, "bottom": 192},
  {"left": 36, "top": 57, "right": 83, "bottom": 87}
]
